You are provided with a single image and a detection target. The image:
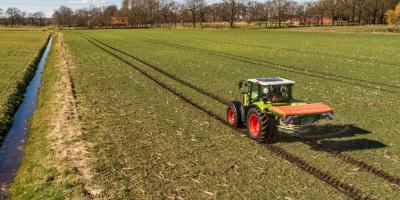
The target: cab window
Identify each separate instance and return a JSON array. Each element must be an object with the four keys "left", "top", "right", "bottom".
[
  {"left": 270, "top": 85, "right": 291, "bottom": 102},
  {"left": 250, "top": 83, "right": 259, "bottom": 101}
]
